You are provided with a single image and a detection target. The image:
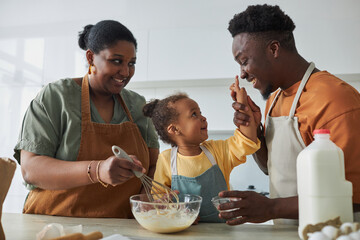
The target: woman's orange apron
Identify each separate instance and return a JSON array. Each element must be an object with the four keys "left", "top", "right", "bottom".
[{"left": 23, "top": 75, "right": 149, "bottom": 217}]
